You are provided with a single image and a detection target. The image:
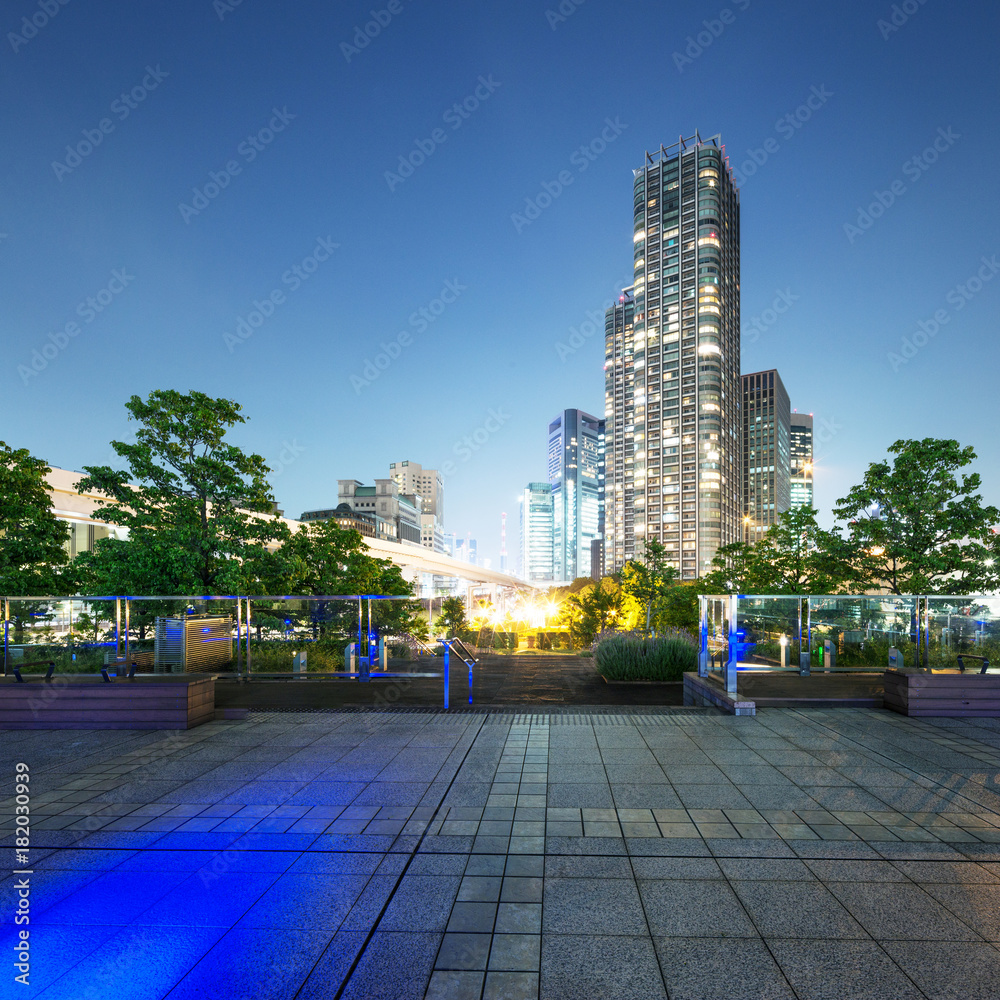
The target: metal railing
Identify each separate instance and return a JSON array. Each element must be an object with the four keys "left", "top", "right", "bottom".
[{"left": 698, "top": 593, "right": 999, "bottom": 692}]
